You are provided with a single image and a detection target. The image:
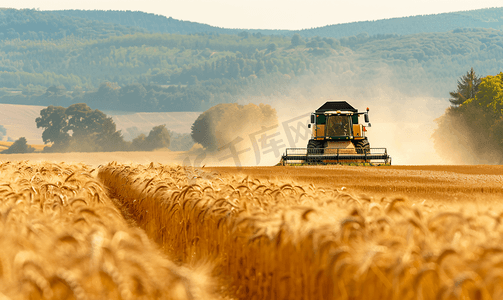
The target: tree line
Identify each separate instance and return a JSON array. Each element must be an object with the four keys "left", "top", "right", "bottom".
[
  {"left": 3, "top": 8, "right": 503, "bottom": 115},
  {"left": 1, "top": 103, "right": 180, "bottom": 154},
  {"left": 0, "top": 8, "right": 146, "bottom": 41},
  {"left": 50, "top": 7, "right": 503, "bottom": 39},
  {"left": 1, "top": 102, "right": 278, "bottom": 155},
  {"left": 300, "top": 8, "right": 503, "bottom": 38},
  {"left": 2, "top": 28, "right": 503, "bottom": 111},
  {"left": 0, "top": 32, "right": 336, "bottom": 111},
  {"left": 433, "top": 68, "right": 503, "bottom": 164}
]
